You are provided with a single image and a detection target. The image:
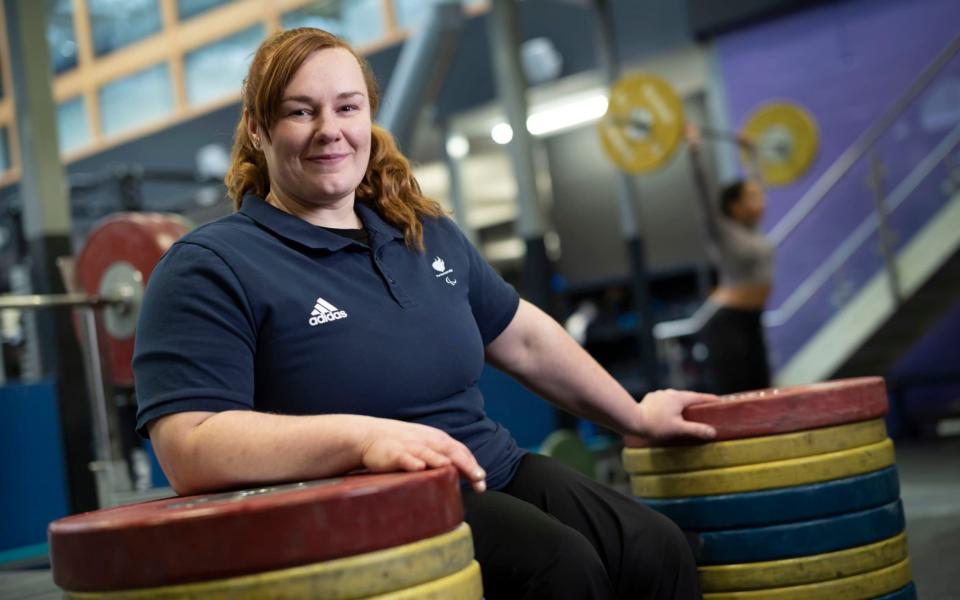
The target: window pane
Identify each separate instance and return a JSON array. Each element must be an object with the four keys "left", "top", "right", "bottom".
[
  {"left": 47, "top": 0, "right": 78, "bottom": 74},
  {"left": 0, "top": 128, "right": 9, "bottom": 172},
  {"left": 89, "top": 0, "right": 163, "bottom": 57},
  {"left": 57, "top": 97, "right": 92, "bottom": 153},
  {"left": 282, "top": 0, "right": 385, "bottom": 47},
  {"left": 177, "top": 0, "right": 234, "bottom": 20},
  {"left": 394, "top": 0, "right": 486, "bottom": 30},
  {"left": 99, "top": 64, "right": 174, "bottom": 136},
  {"left": 393, "top": 0, "right": 427, "bottom": 30},
  {"left": 184, "top": 24, "right": 264, "bottom": 106}
]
